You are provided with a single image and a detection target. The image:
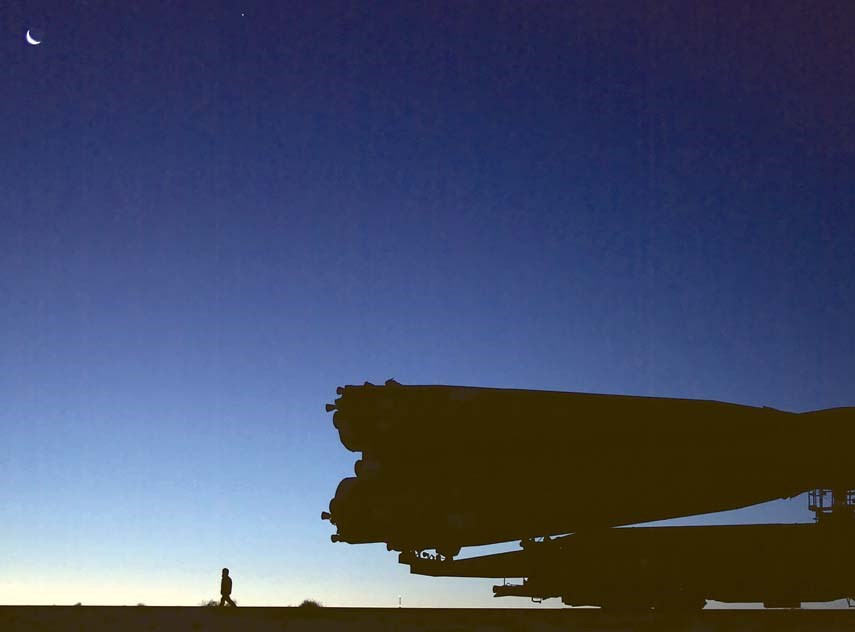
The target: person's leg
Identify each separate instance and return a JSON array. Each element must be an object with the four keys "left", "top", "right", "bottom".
[
  {"left": 219, "top": 596, "right": 226, "bottom": 607},
  {"left": 227, "top": 595, "right": 237, "bottom": 607}
]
